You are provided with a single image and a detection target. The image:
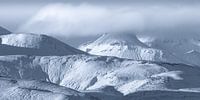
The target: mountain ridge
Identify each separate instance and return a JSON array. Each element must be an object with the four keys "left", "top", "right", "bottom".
[
  {"left": 79, "top": 33, "right": 182, "bottom": 63},
  {"left": 0, "top": 30, "right": 199, "bottom": 100},
  {"left": 138, "top": 36, "right": 200, "bottom": 66},
  {"left": 0, "top": 33, "right": 85, "bottom": 56}
]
